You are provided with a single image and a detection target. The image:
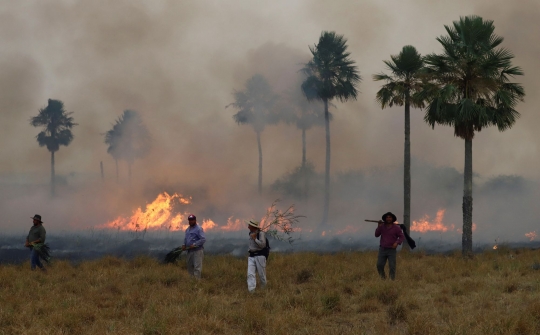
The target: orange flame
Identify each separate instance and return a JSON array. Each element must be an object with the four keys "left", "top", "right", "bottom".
[
  {"left": 218, "top": 217, "right": 245, "bottom": 232},
  {"left": 98, "top": 192, "right": 253, "bottom": 233},
  {"left": 99, "top": 192, "right": 191, "bottom": 231},
  {"left": 525, "top": 231, "right": 537, "bottom": 241},
  {"left": 411, "top": 209, "right": 454, "bottom": 233}
]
